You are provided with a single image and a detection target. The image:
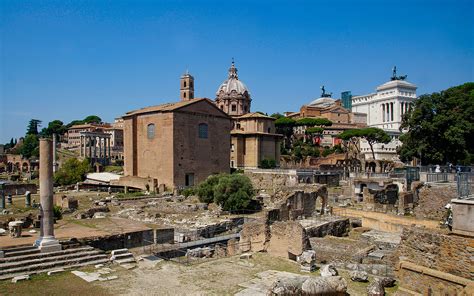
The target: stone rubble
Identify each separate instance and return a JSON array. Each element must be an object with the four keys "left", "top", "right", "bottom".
[
  {"left": 349, "top": 270, "right": 368, "bottom": 282},
  {"left": 297, "top": 250, "right": 317, "bottom": 273},
  {"left": 320, "top": 264, "right": 338, "bottom": 277},
  {"left": 367, "top": 278, "right": 385, "bottom": 296}
]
